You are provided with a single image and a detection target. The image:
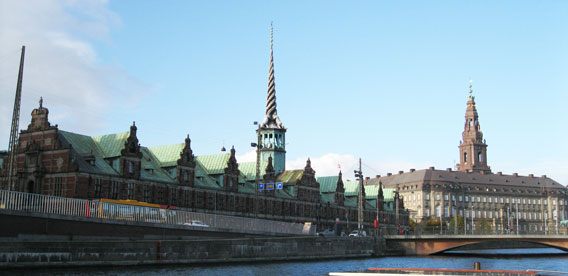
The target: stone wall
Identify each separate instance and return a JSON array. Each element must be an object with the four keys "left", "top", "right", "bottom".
[{"left": 0, "top": 236, "right": 386, "bottom": 268}]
